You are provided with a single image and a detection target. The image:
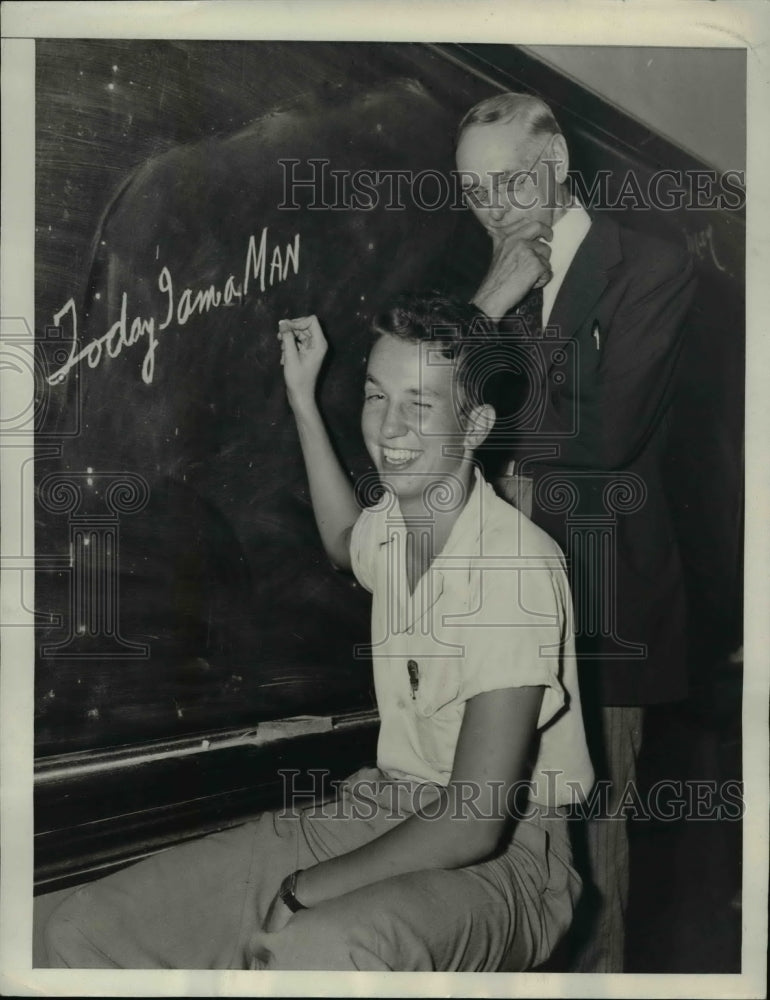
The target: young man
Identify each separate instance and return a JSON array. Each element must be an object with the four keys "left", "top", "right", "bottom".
[
  {"left": 455, "top": 92, "right": 698, "bottom": 971},
  {"left": 45, "top": 293, "right": 593, "bottom": 972}
]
